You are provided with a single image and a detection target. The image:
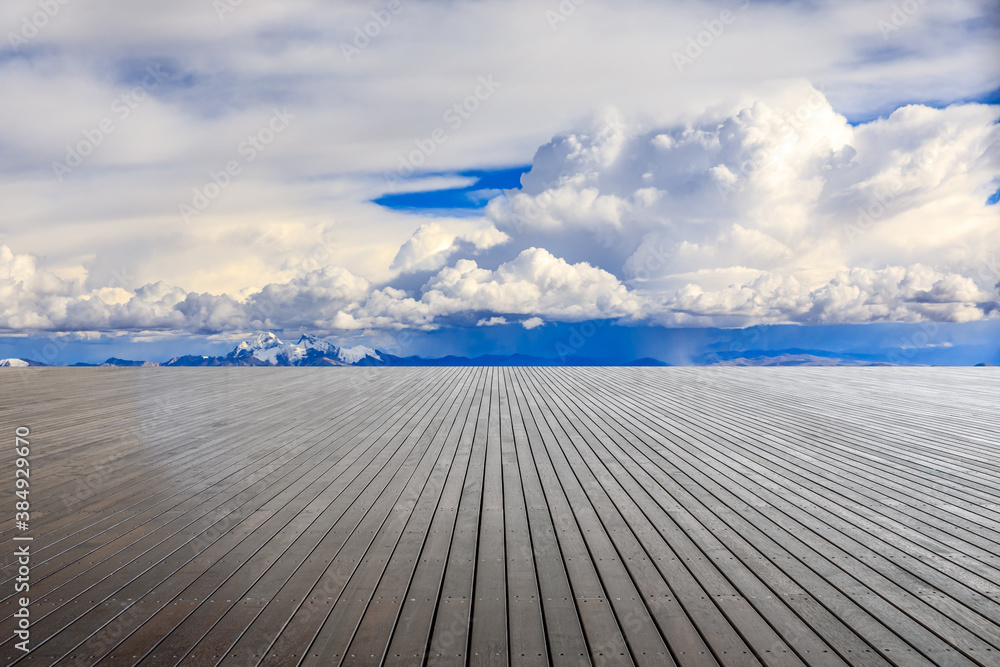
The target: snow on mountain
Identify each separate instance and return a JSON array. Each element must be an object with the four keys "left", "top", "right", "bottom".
[
  {"left": 297, "top": 333, "right": 335, "bottom": 353},
  {"left": 337, "top": 345, "right": 381, "bottom": 364},
  {"left": 0, "top": 358, "right": 30, "bottom": 367},
  {"left": 206, "top": 332, "right": 356, "bottom": 366},
  {"left": 230, "top": 332, "right": 286, "bottom": 364},
  {"left": 252, "top": 345, "right": 285, "bottom": 364}
]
